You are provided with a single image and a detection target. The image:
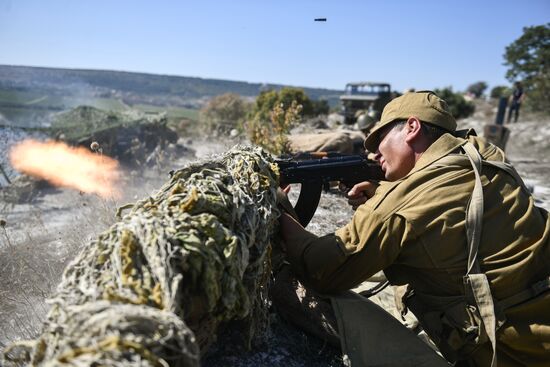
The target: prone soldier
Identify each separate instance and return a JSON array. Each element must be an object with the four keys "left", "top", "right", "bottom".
[{"left": 276, "top": 91, "right": 550, "bottom": 366}]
